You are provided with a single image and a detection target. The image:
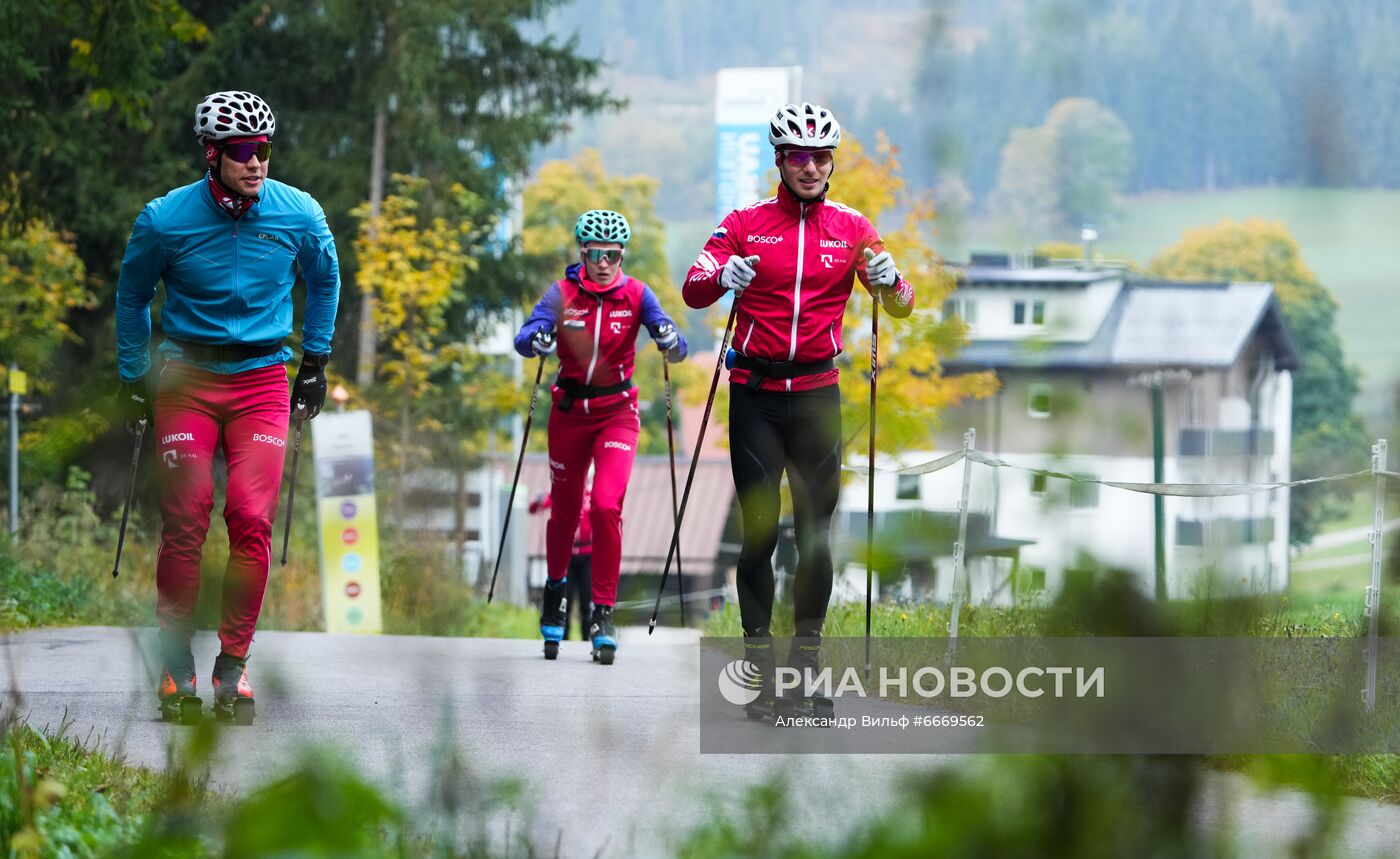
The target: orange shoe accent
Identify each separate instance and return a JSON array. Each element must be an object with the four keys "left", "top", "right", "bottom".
[{"left": 158, "top": 669, "right": 196, "bottom": 701}]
